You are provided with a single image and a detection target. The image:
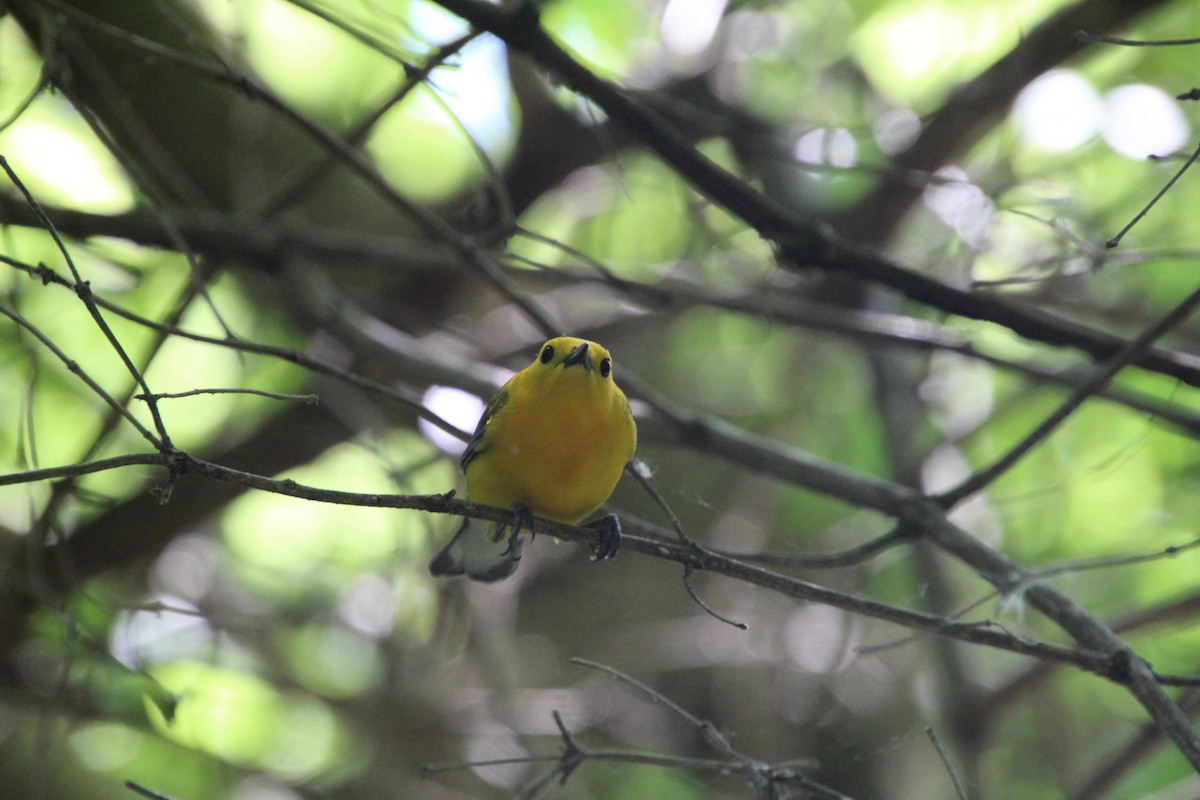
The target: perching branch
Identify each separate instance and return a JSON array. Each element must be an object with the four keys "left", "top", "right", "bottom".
[{"left": 0, "top": 449, "right": 1186, "bottom": 690}]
